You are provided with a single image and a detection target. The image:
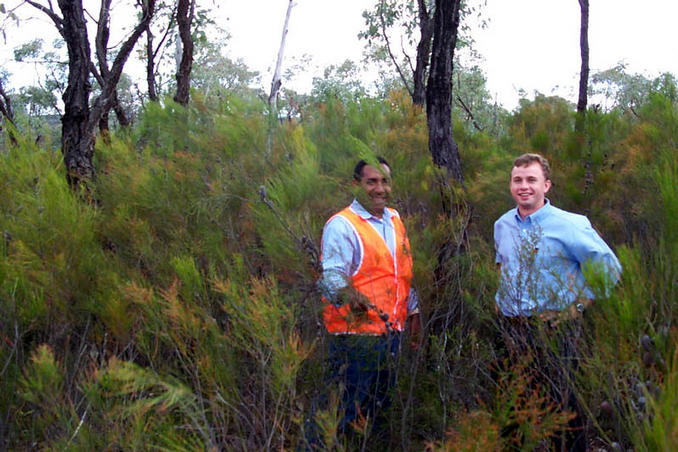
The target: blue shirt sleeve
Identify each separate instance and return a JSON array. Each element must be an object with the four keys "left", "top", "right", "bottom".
[
  {"left": 319, "top": 215, "right": 359, "bottom": 302},
  {"left": 567, "top": 218, "right": 622, "bottom": 284}
]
